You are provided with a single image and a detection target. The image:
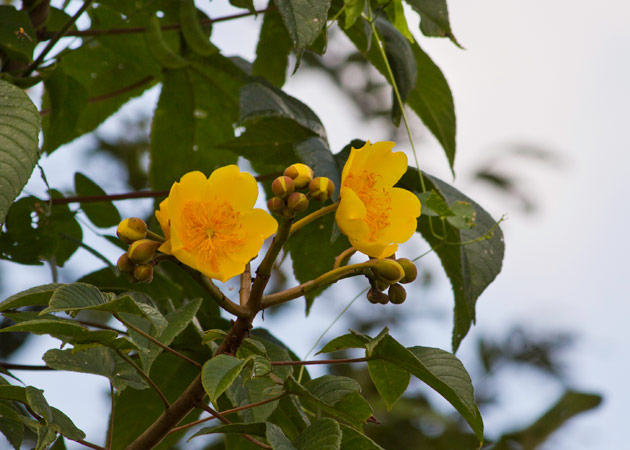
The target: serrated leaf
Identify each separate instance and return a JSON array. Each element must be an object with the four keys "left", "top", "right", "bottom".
[
  {"left": 0, "top": 6, "right": 36, "bottom": 62},
  {"left": 0, "top": 80, "right": 41, "bottom": 225},
  {"left": 253, "top": 7, "right": 292, "bottom": 87},
  {"left": 227, "top": 376, "right": 280, "bottom": 423},
  {"left": 403, "top": 0, "right": 461, "bottom": 46},
  {"left": 316, "top": 333, "right": 367, "bottom": 355},
  {"left": 0, "top": 283, "right": 62, "bottom": 312},
  {"left": 372, "top": 336, "right": 483, "bottom": 442},
  {"left": 398, "top": 170, "right": 504, "bottom": 350},
  {"left": 344, "top": 19, "right": 456, "bottom": 169},
  {"left": 273, "top": 0, "right": 331, "bottom": 66},
  {"left": 266, "top": 422, "right": 297, "bottom": 449},
  {"left": 74, "top": 173, "right": 121, "bottom": 227},
  {"left": 149, "top": 57, "right": 243, "bottom": 189},
  {"left": 202, "top": 355, "right": 247, "bottom": 403},
  {"left": 41, "top": 283, "right": 167, "bottom": 334},
  {"left": 44, "top": 346, "right": 147, "bottom": 391},
  {"left": 367, "top": 359, "right": 410, "bottom": 410},
  {"left": 294, "top": 418, "right": 340, "bottom": 450},
  {"left": 340, "top": 424, "right": 384, "bottom": 449}
]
